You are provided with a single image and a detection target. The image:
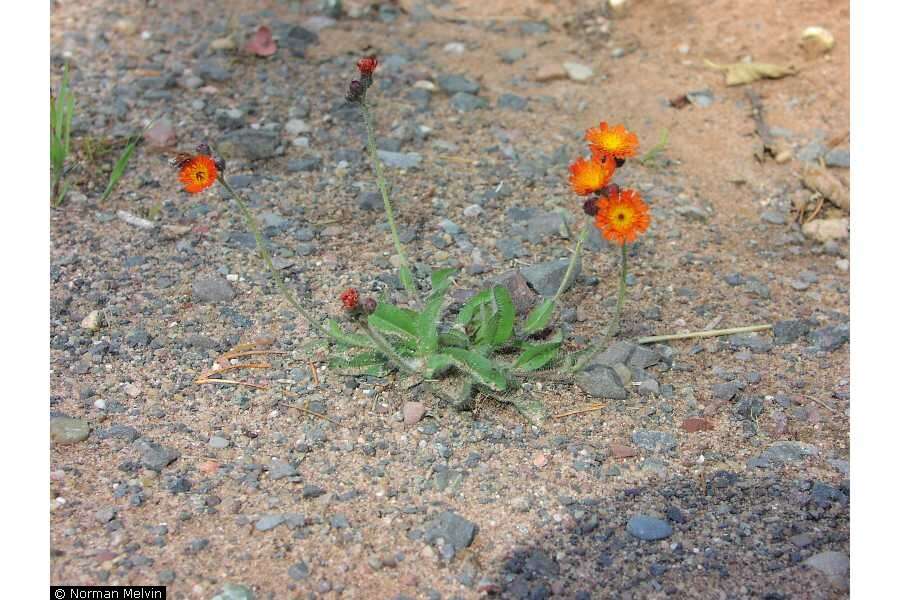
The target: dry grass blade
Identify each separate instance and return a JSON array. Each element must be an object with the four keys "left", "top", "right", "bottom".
[
  {"left": 553, "top": 403, "right": 606, "bottom": 419},
  {"left": 195, "top": 378, "right": 268, "bottom": 390}
]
